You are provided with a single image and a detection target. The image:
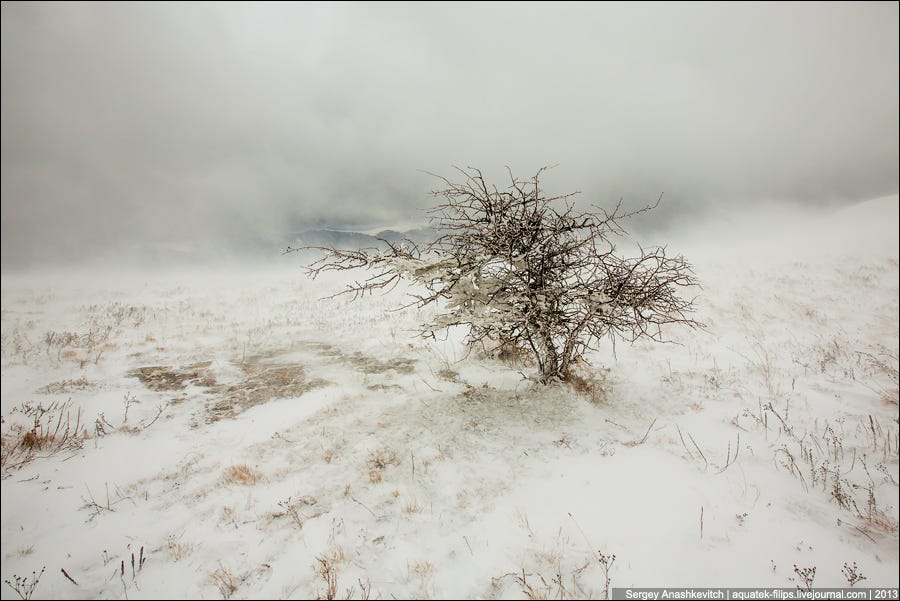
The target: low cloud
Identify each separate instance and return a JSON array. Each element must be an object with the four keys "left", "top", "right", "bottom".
[{"left": 2, "top": 3, "right": 897, "bottom": 267}]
